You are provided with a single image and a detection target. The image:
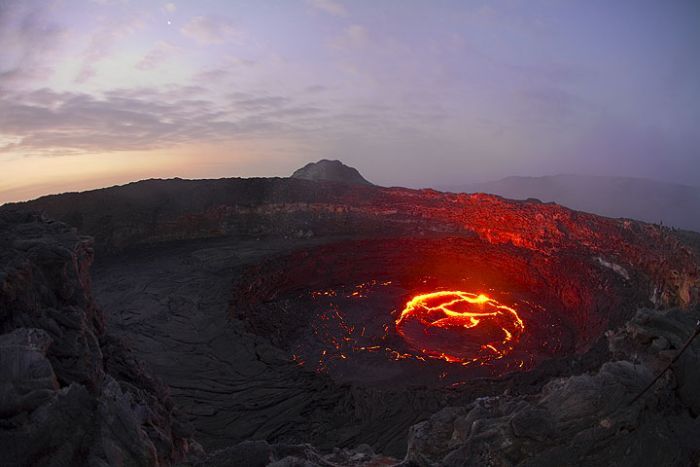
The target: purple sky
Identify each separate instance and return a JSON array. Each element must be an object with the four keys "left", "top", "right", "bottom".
[{"left": 0, "top": 0, "right": 698, "bottom": 202}]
